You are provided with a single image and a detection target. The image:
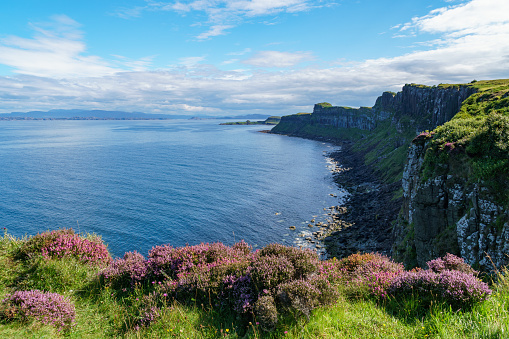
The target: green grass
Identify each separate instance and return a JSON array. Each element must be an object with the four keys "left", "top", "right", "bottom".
[
  {"left": 0, "top": 231, "right": 508, "bottom": 338},
  {"left": 419, "top": 79, "right": 509, "bottom": 205}
]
